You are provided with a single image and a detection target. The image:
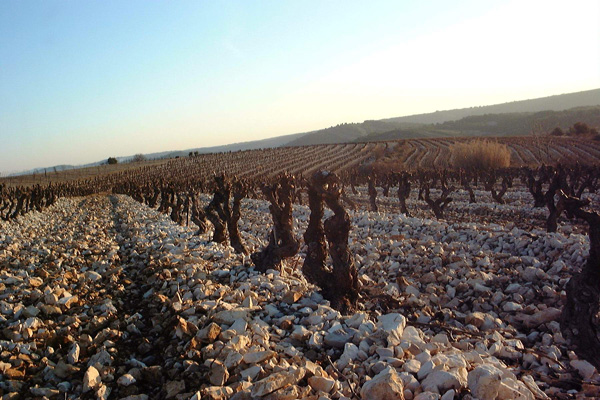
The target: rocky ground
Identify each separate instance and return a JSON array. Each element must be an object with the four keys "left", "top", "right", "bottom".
[{"left": 0, "top": 187, "right": 599, "bottom": 399}]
